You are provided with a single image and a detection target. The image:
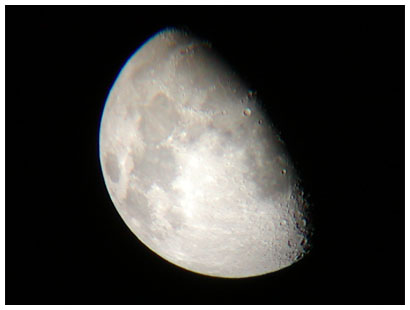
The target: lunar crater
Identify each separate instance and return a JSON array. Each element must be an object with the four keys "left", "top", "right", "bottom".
[{"left": 104, "top": 152, "right": 120, "bottom": 183}]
